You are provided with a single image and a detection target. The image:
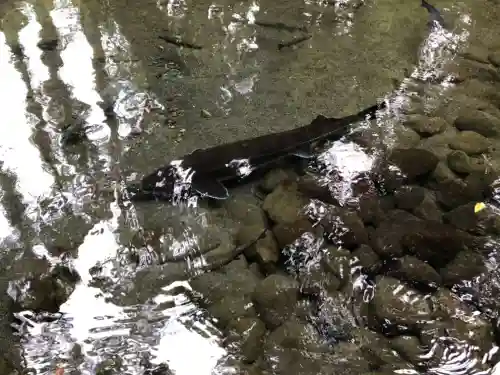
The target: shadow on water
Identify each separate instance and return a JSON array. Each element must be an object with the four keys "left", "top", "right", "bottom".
[{"left": 2, "top": 0, "right": 500, "bottom": 373}]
